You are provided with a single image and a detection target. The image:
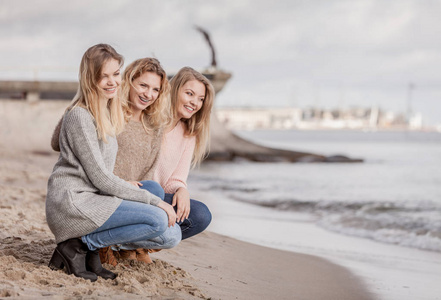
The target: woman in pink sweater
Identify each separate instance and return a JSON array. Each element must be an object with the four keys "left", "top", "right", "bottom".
[{"left": 149, "top": 67, "right": 214, "bottom": 238}]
